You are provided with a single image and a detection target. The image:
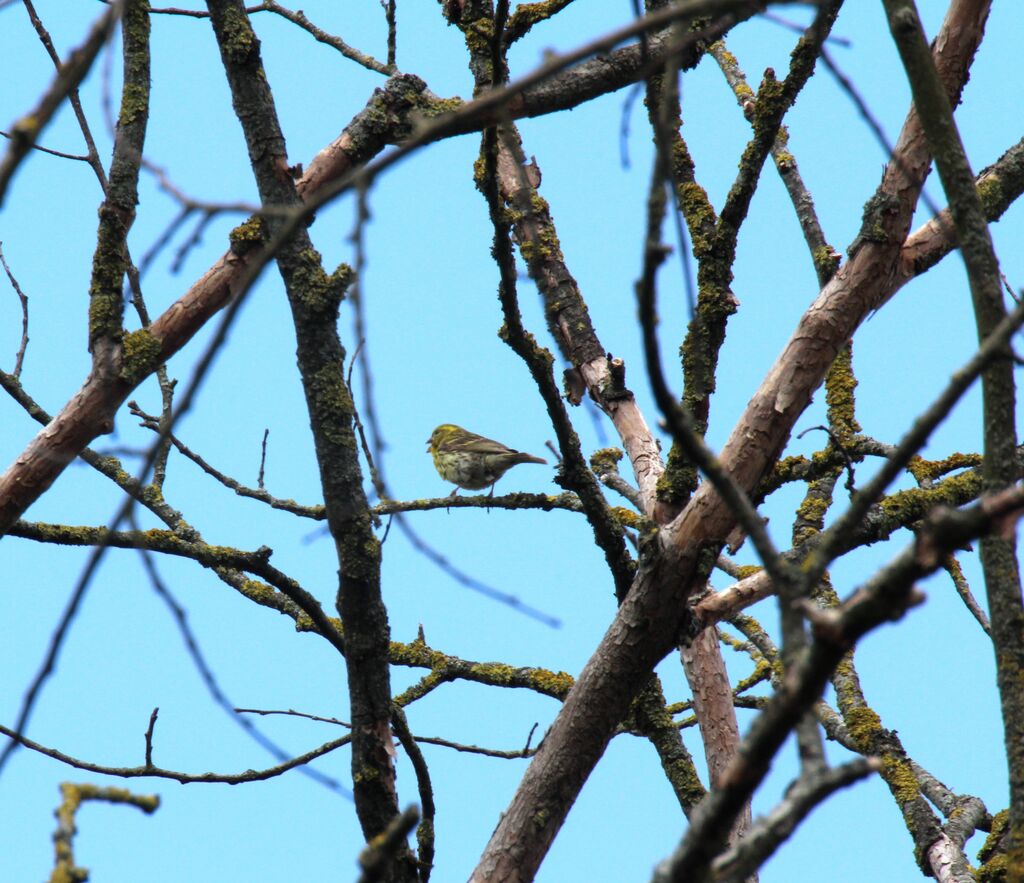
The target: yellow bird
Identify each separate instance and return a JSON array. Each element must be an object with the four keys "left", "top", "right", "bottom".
[{"left": 427, "top": 424, "right": 547, "bottom": 496}]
